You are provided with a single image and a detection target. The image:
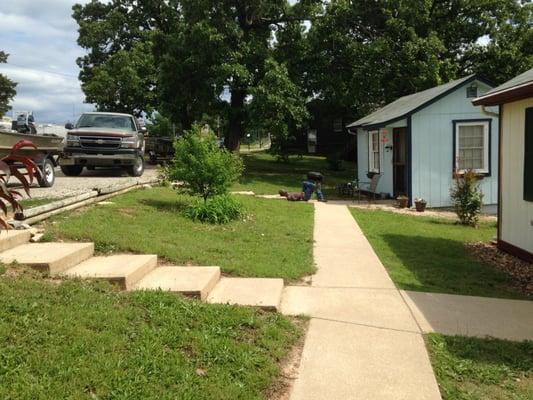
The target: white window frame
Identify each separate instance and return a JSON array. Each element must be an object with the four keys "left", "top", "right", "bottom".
[
  {"left": 455, "top": 121, "right": 490, "bottom": 174},
  {"left": 333, "top": 118, "right": 343, "bottom": 133},
  {"left": 368, "top": 130, "right": 381, "bottom": 173}
]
